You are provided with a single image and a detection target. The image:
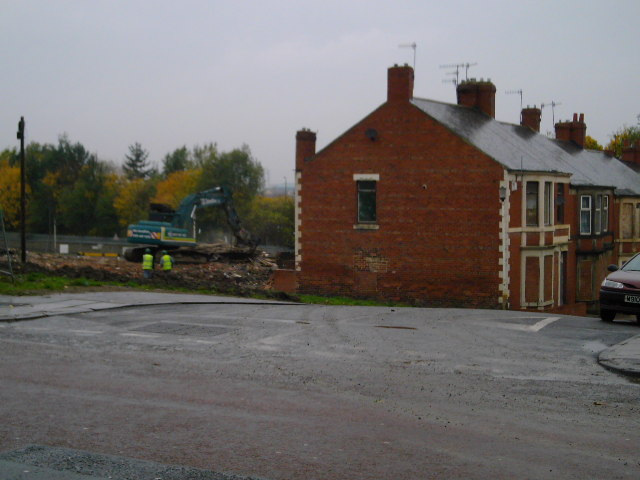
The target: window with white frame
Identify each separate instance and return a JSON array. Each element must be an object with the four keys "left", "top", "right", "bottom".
[
  {"left": 556, "top": 183, "right": 565, "bottom": 224},
  {"left": 353, "top": 174, "right": 379, "bottom": 224},
  {"left": 580, "top": 195, "right": 592, "bottom": 235},
  {"left": 357, "top": 180, "right": 376, "bottom": 222},
  {"left": 544, "top": 182, "right": 553, "bottom": 226},
  {"left": 594, "top": 194, "right": 602, "bottom": 234},
  {"left": 602, "top": 195, "right": 609, "bottom": 232},
  {"left": 526, "top": 181, "right": 539, "bottom": 226}
]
